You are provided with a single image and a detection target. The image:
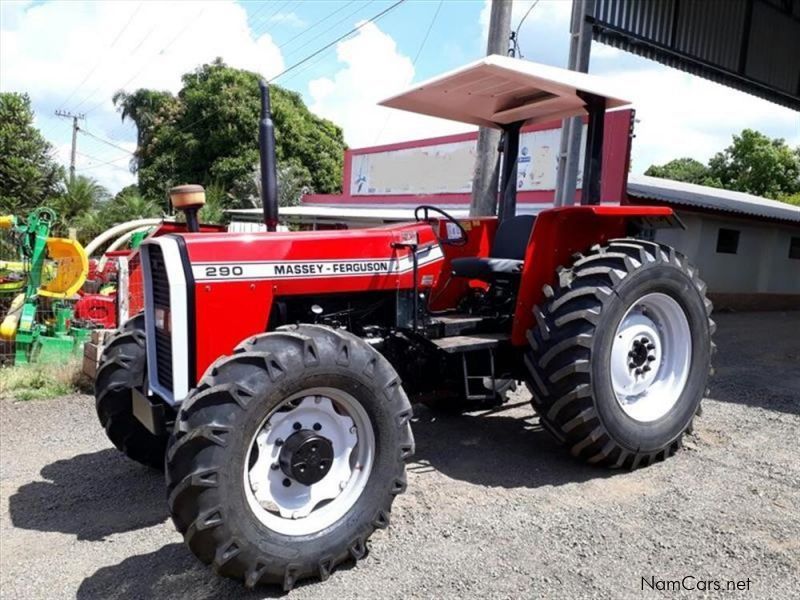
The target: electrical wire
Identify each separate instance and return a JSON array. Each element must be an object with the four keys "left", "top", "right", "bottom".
[
  {"left": 512, "top": 0, "right": 540, "bottom": 59},
  {"left": 59, "top": 2, "right": 143, "bottom": 110},
  {"left": 279, "top": 1, "right": 373, "bottom": 62},
  {"left": 276, "top": 0, "right": 358, "bottom": 50},
  {"left": 78, "top": 128, "right": 135, "bottom": 155},
  {"left": 174, "top": 0, "right": 406, "bottom": 137},
  {"left": 72, "top": 0, "right": 407, "bottom": 180},
  {"left": 75, "top": 151, "right": 132, "bottom": 171},
  {"left": 269, "top": 0, "right": 405, "bottom": 83},
  {"left": 71, "top": 23, "right": 160, "bottom": 112},
  {"left": 372, "top": 0, "right": 444, "bottom": 144},
  {"left": 82, "top": 7, "right": 206, "bottom": 115}
]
